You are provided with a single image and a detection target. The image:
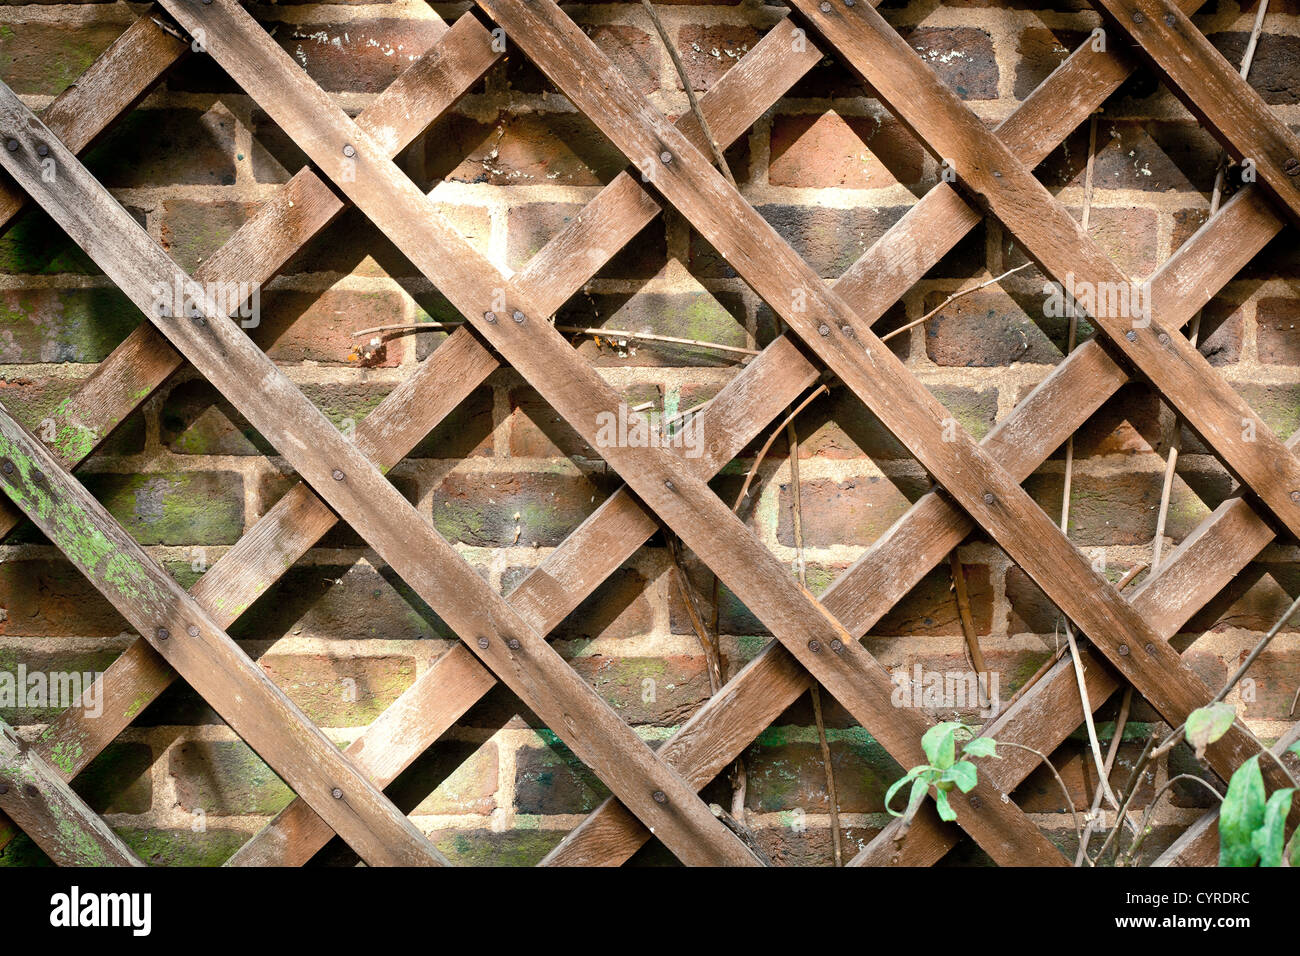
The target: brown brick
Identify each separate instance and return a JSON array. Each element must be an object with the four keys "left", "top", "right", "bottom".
[
  {"left": 429, "top": 113, "right": 625, "bottom": 187},
  {"left": 741, "top": 732, "right": 902, "bottom": 813},
  {"left": 85, "top": 108, "right": 236, "bottom": 188},
  {"left": 1257, "top": 296, "right": 1300, "bottom": 364},
  {"left": 0, "top": 287, "right": 142, "bottom": 364},
  {"left": 777, "top": 475, "right": 929, "bottom": 549},
  {"left": 506, "top": 202, "right": 665, "bottom": 279},
  {"left": 899, "top": 26, "right": 998, "bottom": 100},
  {"left": 1209, "top": 32, "right": 1300, "bottom": 105},
  {"left": 160, "top": 200, "right": 259, "bottom": 273},
  {"left": 431, "top": 470, "right": 611, "bottom": 547},
  {"left": 556, "top": 291, "right": 749, "bottom": 367},
  {"left": 1014, "top": 27, "right": 1089, "bottom": 100},
  {"left": 273, "top": 18, "right": 442, "bottom": 93},
  {"left": 398, "top": 741, "right": 498, "bottom": 815},
  {"left": 674, "top": 25, "right": 760, "bottom": 91},
  {"left": 923, "top": 287, "right": 1062, "bottom": 367},
  {"left": 572, "top": 654, "right": 712, "bottom": 726},
  {"left": 258, "top": 288, "right": 409, "bottom": 366},
  {"left": 1024, "top": 470, "right": 1222, "bottom": 547},
  {"left": 769, "top": 112, "right": 924, "bottom": 190},
  {"left": 0, "top": 21, "right": 121, "bottom": 96},
  {"left": 81, "top": 471, "right": 245, "bottom": 546},
  {"left": 870, "top": 563, "right": 993, "bottom": 637},
  {"left": 259, "top": 653, "right": 417, "bottom": 726},
  {"left": 504, "top": 564, "right": 653, "bottom": 642},
  {"left": 0, "top": 562, "right": 125, "bottom": 635}
]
